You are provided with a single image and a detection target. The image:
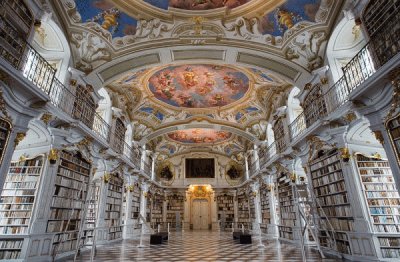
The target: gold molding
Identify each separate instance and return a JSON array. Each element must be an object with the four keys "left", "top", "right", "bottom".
[
  {"left": 372, "top": 130, "right": 385, "bottom": 145},
  {"left": 41, "top": 113, "right": 53, "bottom": 125},
  {"left": 48, "top": 149, "right": 59, "bottom": 162},
  {"left": 14, "top": 132, "right": 26, "bottom": 148}
]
